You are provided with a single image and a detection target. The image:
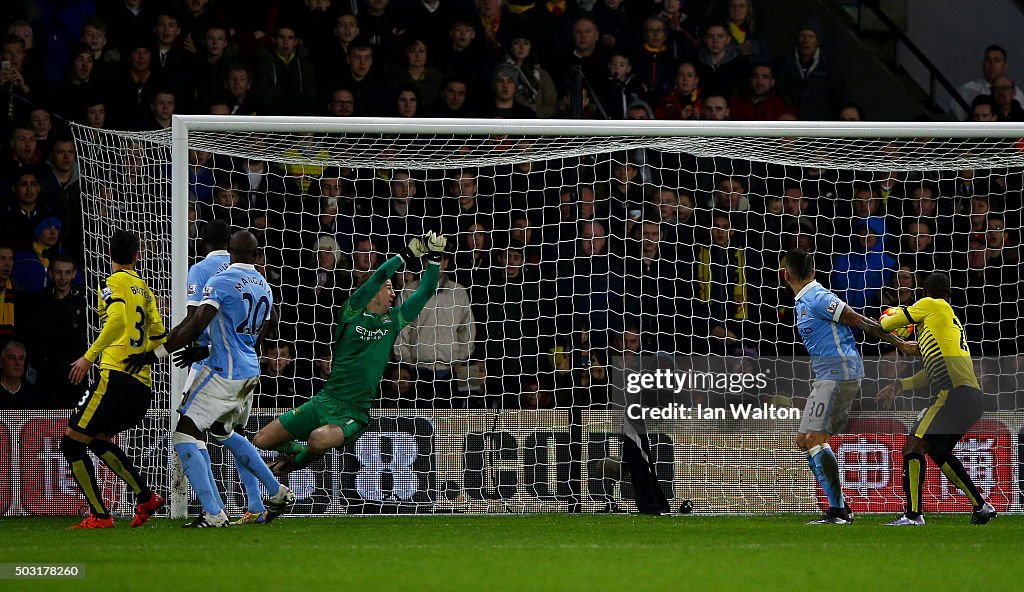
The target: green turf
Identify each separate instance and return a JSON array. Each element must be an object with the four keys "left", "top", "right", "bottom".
[{"left": 1, "top": 514, "right": 1020, "bottom": 592}]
